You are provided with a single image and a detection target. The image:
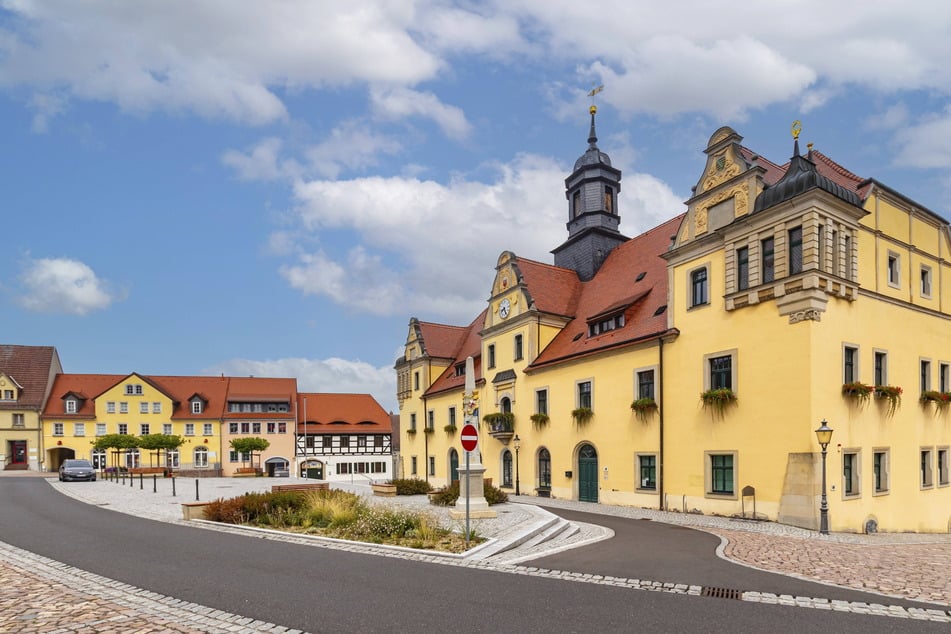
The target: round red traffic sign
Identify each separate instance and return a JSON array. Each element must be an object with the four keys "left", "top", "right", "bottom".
[{"left": 460, "top": 423, "right": 479, "bottom": 452}]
